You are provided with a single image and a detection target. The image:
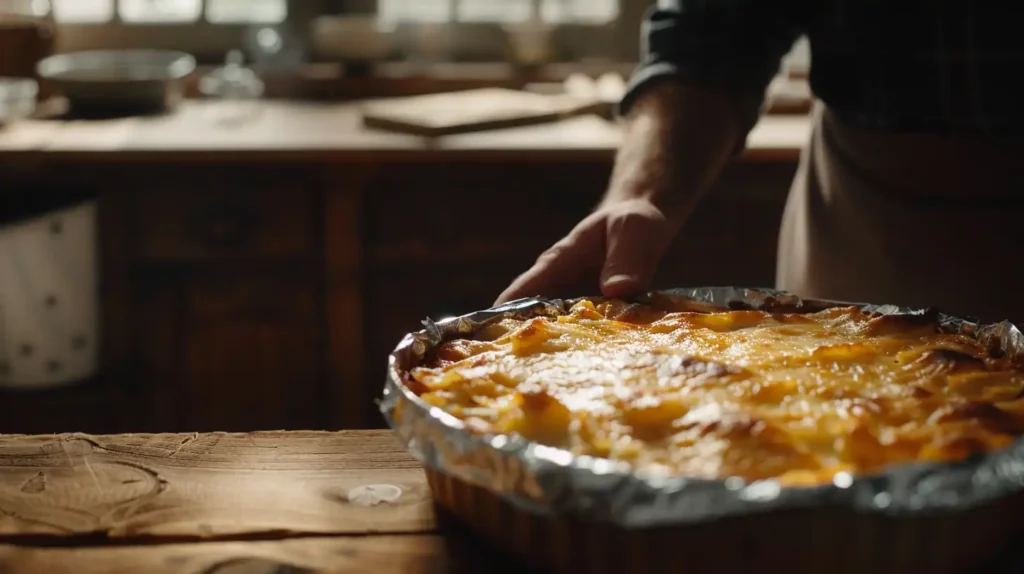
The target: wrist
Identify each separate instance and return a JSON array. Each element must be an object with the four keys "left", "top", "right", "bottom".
[
  {"left": 604, "top": 83, "right": 743, "bottom": 223},
  {"left": 620, "top": 80, "right": 686, "bottom": 125},
  {"left": 604, "top": 91, "right": 693, "bottom": 220}
]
